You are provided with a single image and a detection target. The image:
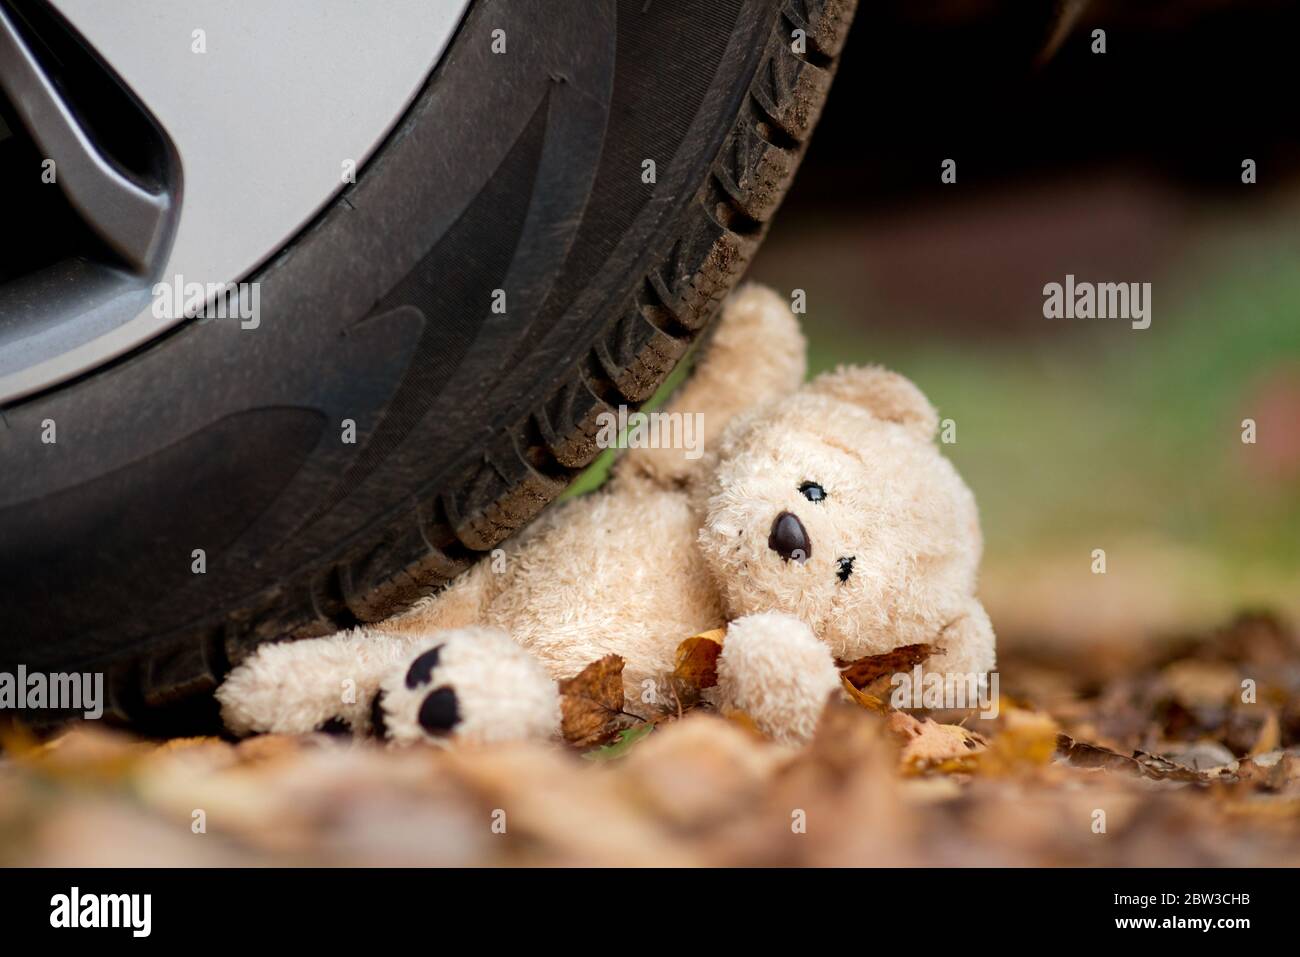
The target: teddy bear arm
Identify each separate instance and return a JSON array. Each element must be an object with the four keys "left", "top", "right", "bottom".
[
  {"left": 713, "top": 611, "right": 841, "bottom": 744},
  {"left": 927, "top": 598, "right": 997, "bottom": 679},
  {"left": 616, "top": 284, "right": 807, "bottom": 488}
]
